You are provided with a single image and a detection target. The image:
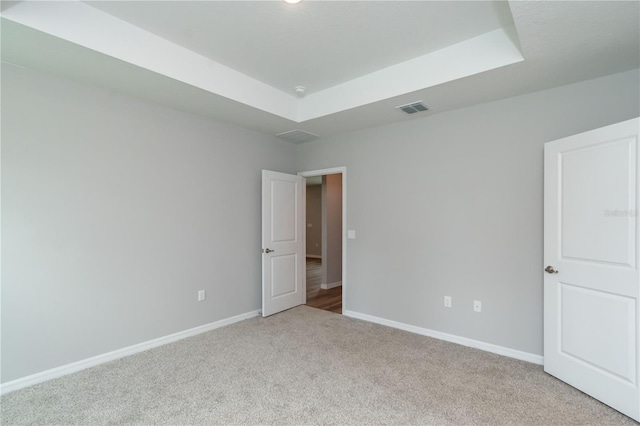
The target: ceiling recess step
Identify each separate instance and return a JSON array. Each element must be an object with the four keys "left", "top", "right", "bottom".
[
  {"left": 276, "top": 129, "right": 320, "bottom": 144},
  {"left": 396, "top": 101, "right": 429, "bottom": 114}
]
